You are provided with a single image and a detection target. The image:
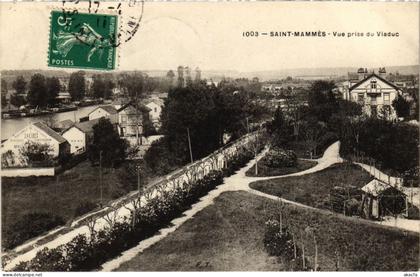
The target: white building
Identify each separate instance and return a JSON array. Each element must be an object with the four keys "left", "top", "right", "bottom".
[
  {"left": 144, "top": 98, "right": 164, "bottom": 124},
  {"left": 1, "top": 122, "right": 70, "bottom": 167},
  {"left": 88, "top": 105, "right": 119, "bottom": 123},
  {"left": 61, "top": 119, "right": 100, "bottom": 154},
  {"left": 348, "top": 72, "right": 401, "bottom": 119}
]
